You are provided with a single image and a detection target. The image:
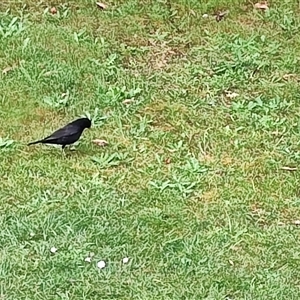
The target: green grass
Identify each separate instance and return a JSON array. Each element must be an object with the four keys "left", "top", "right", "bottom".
[{"left": 1, "top": 0, "right": 300, "bottom": 298}]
